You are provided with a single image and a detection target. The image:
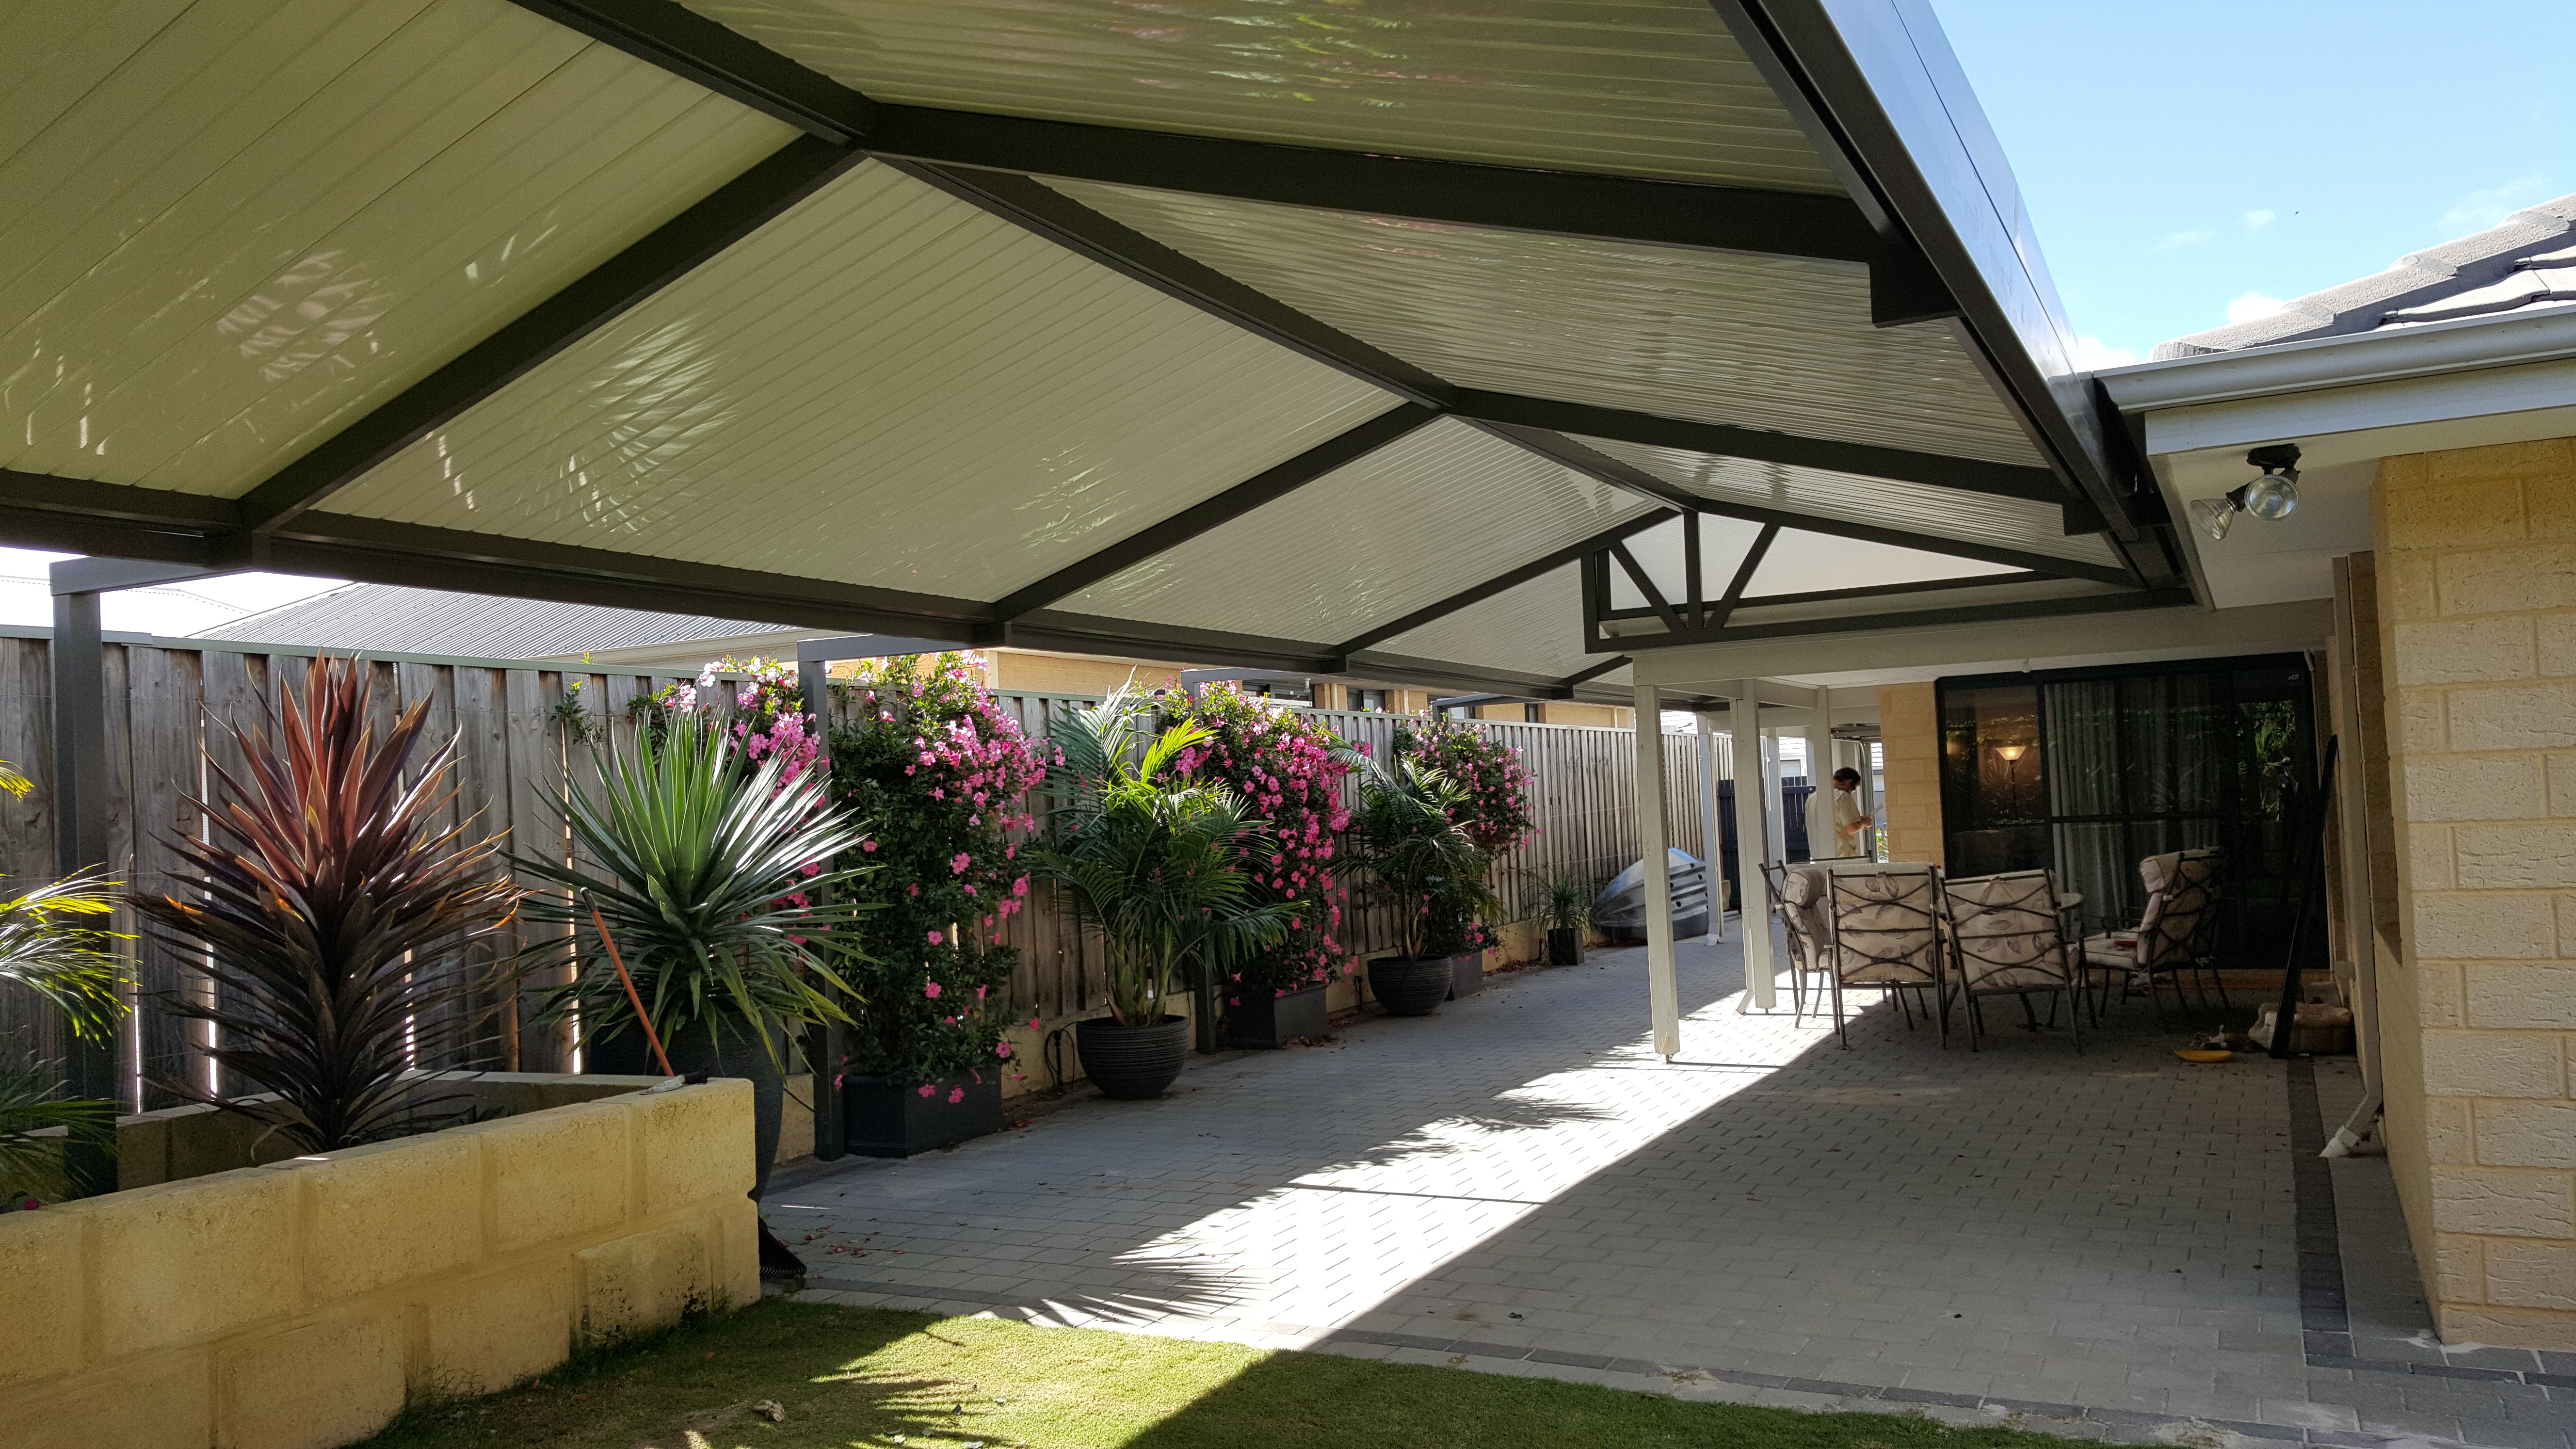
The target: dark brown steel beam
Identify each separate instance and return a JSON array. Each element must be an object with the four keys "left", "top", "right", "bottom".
[{"left": 1334, "top": 510, "right": 1679, "bottom": 655}]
